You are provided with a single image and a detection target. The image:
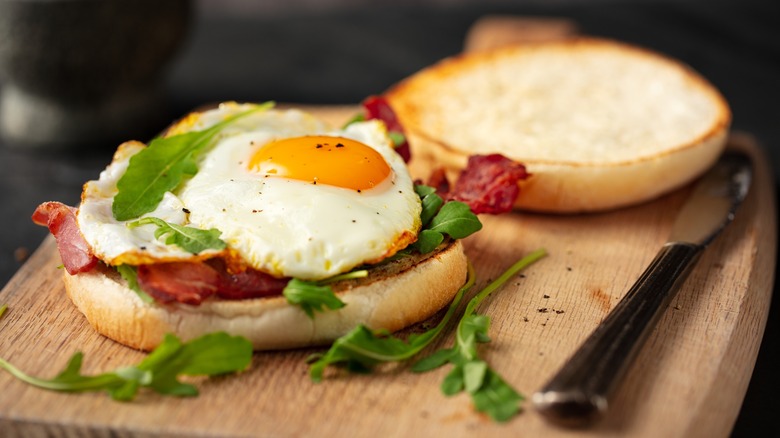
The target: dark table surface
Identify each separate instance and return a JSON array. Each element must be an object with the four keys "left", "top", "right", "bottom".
[{"left": 0, "top": 1, "right": 777, "bottom": 435}]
